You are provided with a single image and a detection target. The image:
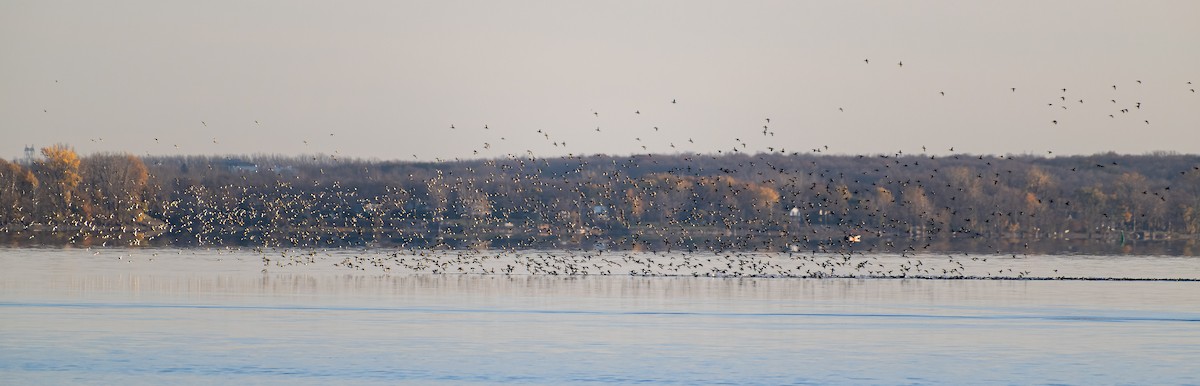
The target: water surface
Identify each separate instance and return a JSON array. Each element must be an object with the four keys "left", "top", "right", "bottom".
[{"left": 1, "top": 248, "right": 1197, "bottom": 384}]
